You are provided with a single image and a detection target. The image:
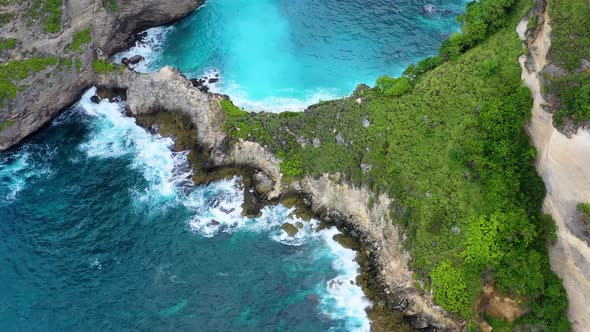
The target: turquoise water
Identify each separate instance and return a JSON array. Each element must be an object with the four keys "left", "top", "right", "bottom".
[
  {"left": 0, "top": 89, "right": 372, "bottom": 331},
  {"left": 116, "top": 0, "right": 466, "bottom": 111}
]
